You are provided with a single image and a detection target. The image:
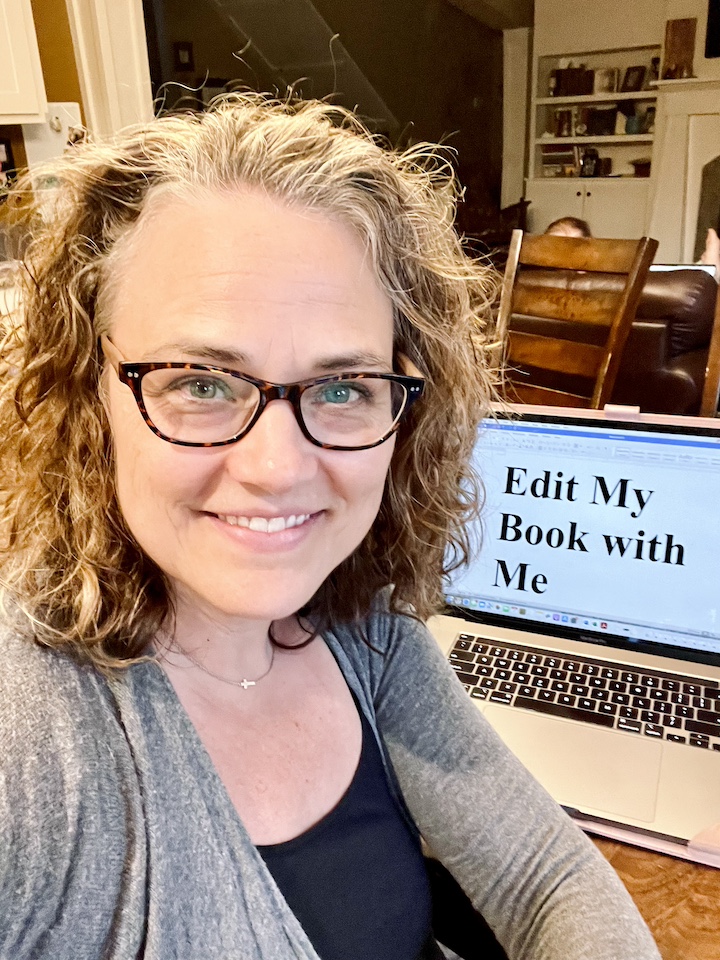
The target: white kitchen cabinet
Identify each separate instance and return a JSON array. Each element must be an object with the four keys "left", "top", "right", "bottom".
[
  {"left": 0, "top": 0, "right": 47, "bottom": 123},
  {"left": 525, "top": 177, "right": 650, "bottom": 238}
]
